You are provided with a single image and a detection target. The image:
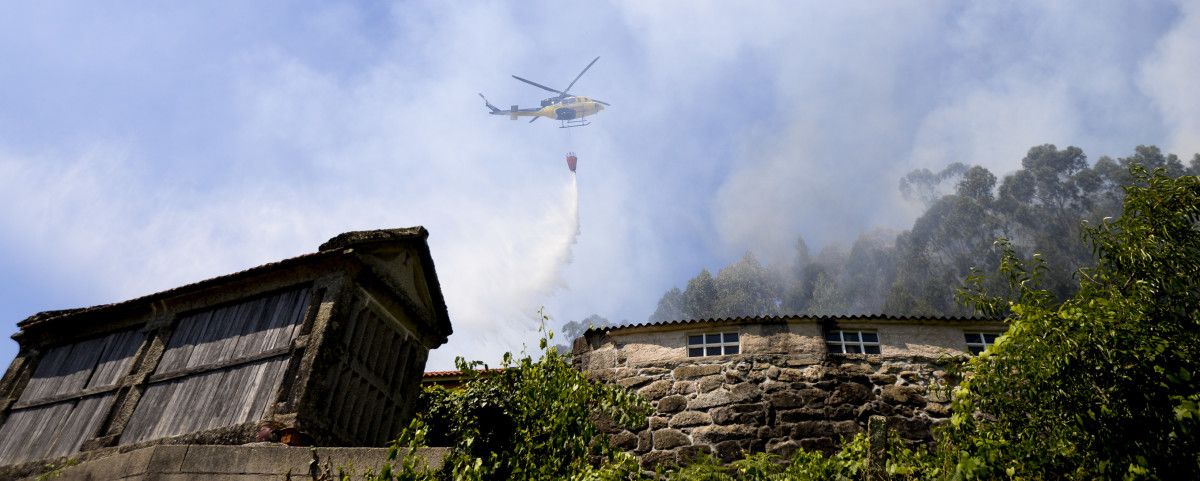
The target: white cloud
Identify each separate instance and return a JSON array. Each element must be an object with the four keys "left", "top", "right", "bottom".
[
  {"left": 907, "top": 78, "right": 1080, "bottom": 174},
  {"left": 1140, "top": 0, "right": 1200, "bottom": 157}
]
